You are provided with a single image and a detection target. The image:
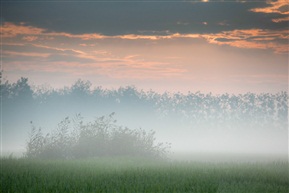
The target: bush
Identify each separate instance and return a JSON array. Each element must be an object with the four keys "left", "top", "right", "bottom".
[{"left": 25, "top": 113, "right": 170, "bottom": 159}]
